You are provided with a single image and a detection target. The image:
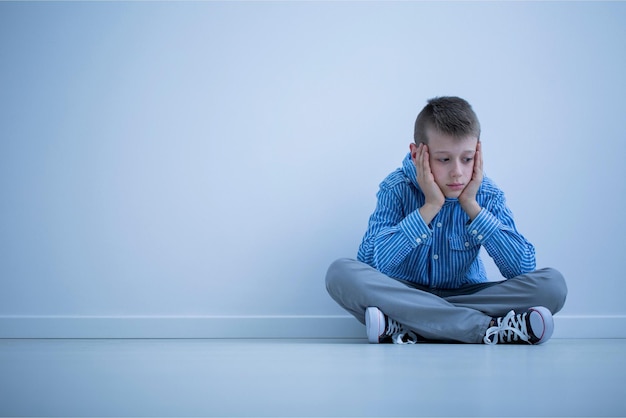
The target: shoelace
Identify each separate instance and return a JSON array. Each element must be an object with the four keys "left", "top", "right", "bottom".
[
  {"left": 484, "top": 310, "right": 531, "bottom": 345},
  {"left": 391, "top": 331, "right": 419, "bottom": 344},
  {"left": 386, "top": 317, "right": 419, "bottom": 345}
]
